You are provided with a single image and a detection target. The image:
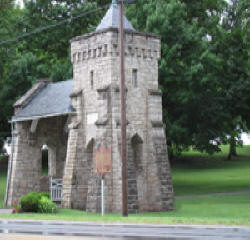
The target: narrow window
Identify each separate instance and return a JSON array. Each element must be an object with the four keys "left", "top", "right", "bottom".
[
  {"left": 42, "top": 145, "right": 48, "bottom": 176},
  {"left": 132, "top": 69, "right": 138, "bottom": 88},
  {"left": 90, "top": 71, "right": 94, "bottom": 89}
]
